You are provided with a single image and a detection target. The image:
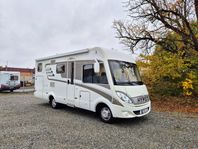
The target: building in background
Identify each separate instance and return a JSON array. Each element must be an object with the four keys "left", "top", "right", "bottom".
[{"left": 0, "top": 67, "right": 35, "bottom": 86}]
